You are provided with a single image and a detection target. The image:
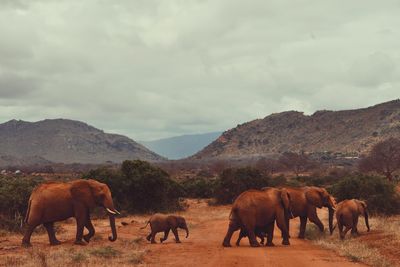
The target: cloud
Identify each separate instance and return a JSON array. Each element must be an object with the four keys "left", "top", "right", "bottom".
[{"left": 0, "top": 0, "right": 399, "bottom": 140}]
